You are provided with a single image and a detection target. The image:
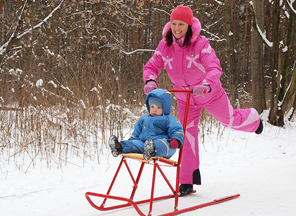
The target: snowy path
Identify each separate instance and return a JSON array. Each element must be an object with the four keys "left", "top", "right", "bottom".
[{"left": 1, "top": 122, "right": 296, "bottom": 216}]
